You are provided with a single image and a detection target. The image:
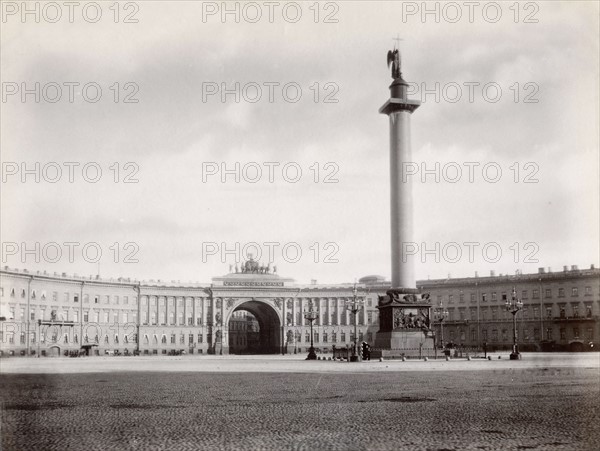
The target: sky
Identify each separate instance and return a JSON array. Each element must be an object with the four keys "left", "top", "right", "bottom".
[{"left": 1, "top": 1, "right": 599, "bottom": 284}]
